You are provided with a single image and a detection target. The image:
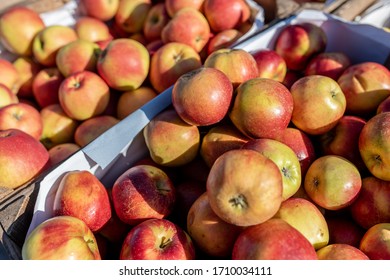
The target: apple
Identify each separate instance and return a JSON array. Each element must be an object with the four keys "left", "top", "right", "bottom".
[
  {"left": 79, "top": 0, "right": 119, "bottom": 22},
  {"left": 326, "top": 214, "right": 365, "bottom": 248},
  {"left": 120, "top": 218, "right": 195, "bottom": 260},
  {"left": 143, "top": 109, "right": 201, "bottom": 167},
  {"left": 32, "top": 67, "right": 63, "bottom": 109},
  {"left": 143, "top": 3, "right": 170, "bottom": 42},
  {"left": 112, "top": 164, "right": 176, "bottom": 225},
  {"left": 359, "top": 223, "right": 390, "bottom": 260},
  {"left": 58, "top": 70, "right": 111, "bottom": 121},
  {"left": 97, "top": 38, "right": 150, "bottom": 91},
  {"left": 13, "top": 56, "right": 42, "bottom": 98},
  {"left": 149, "top": 42, "right": 202, "bottom": 93},
  {"left": 47, "top": 142, "right": 80, "bottom": 167},
  {"left": 32, "top": 25, "right": 78, "bottom": 67},
  {"left": 165, "top": 0, "right": 205, "bottom": 17},
  {"left": 282, "top": 69, "right": 303, "bottom": 89},
  {"left": 116, "top": 86, "right": 157, "bottom": 120},
  {"left": 55, "top": 39, "right": 101, "bottom": 77},
  {"left": 243, "top": 138, "right": 302, "bottom": 200},
  {"left": 229, "top": 78, "right": 293, "bottom": 139},
  {"left": 203, "top": 0, "right": 251, "bottom": 33},
  {"left": 304, "top": 51, "right": 351, "bottom": 80},
  {"left": 0, "top": 6, "right": 45, "bottom": 56},
  {"left": 187, "top": 192, "right": 243, "bottom": 258},
  {"left": 0, "top": 58, "right": 19, "bottom": 93},
  {"left": 377, "top": 96, "right": 390, "bottom": 114},
  {"left": 203, "top": 48, "right": 259, "bottom": 89},
  {"left": 74, "top": 16, "right": 113, "bottom": 43},
  {"left": 172, "top": 67, "right": 233, "bottom": 126},
  {"left": 337, "top": 62, "right": 390, "bottom": 116},
  {"left": 316, "top": 244, "right": 369, "bottom": 260},
  {"left": 251, "top": 49, "right": 287, "bottom": 82},
  {"left": 274, "top": 22, "right": 327, "bottom": 71},
  {"left": 304, "top": 155, "right": 362, "bottom": 211},
  {"left": 146, "top": 39, "right": 164, "bottom": 55},
  {"left": 232, "top": 218, "right": 317, "bottom": 260},
  {"left": 161, "top": 8, "right": 211, "bottom": 53},
  {"left": 358, "top": 112, "right": 390, "bottom": 181},
  {"left": 207, "top": 29, "right": 243, "bottom": 55},
  {"left": 290, "top": 75, "right": 346, "bottom": 135},
  {"left": 0, "top": 102, "right": 43, "bottom": 140},
  {"left": 115, "top": 0, "right": 152, "bottom": 34},
  {"left": 206, "top": 149, "right": 283, "bottom": 227},
  {"left": 177, "top": 155, "right": 210, "bottom": 184},
  {"left": 350, "top": 176, "right": 390, "bottom": 230},
  {"left": 98, "top": 203, "right": 131, "bottom": 245},
  {"left": 22, "top": 215, "right": 101, "bottom": 260},
  {"left": 0, "top": 128, "right": 49, "bottom": 189},
  {"left": 0, "top": 83, "right": 18, "bottom": 108},
  {"left": 74, "top": 115, "right": 120, "bottom": 147}
]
